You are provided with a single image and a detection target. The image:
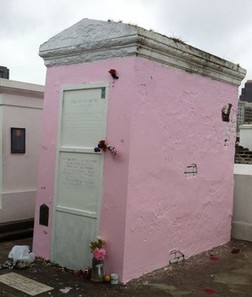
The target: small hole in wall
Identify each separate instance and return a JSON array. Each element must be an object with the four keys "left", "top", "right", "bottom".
[
  {"left": 222, "top": 103, "right": 232, "bottom": 122},
  {"left": 184, "top": 163, "right": 197, "bottom": 178},
  {"left": 39, "top": 204, "right": 49, "bottom": 227}
]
